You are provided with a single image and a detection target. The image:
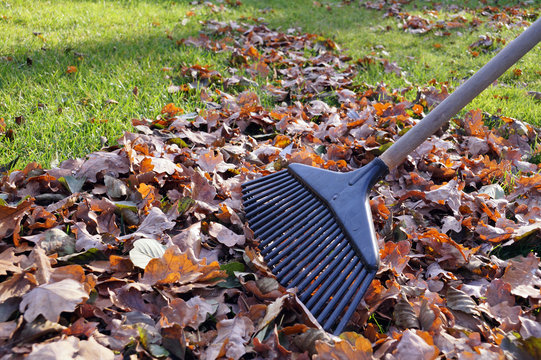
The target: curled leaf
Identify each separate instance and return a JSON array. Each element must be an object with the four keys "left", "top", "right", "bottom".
[
  {"left": 394, "top": 294, "right": 419, "bottom": 329},
  {"left": 446, "top": 286, "right": 480, "bottom": 316}
]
